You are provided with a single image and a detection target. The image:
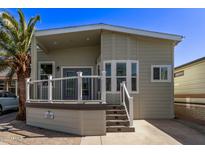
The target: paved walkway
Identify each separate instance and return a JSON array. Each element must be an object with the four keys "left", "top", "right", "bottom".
[
  {"left": 1, "top": 112, "right": 205, "bottom": 145},
  {"left": 0, "top": 141, "right": 8, "bottom": 145},
  {"left": 0, "top": 112, "right": 81, "bottom": 145},
  {"left": 81, "top": 119, "right": 205, "bottom": 145}
]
